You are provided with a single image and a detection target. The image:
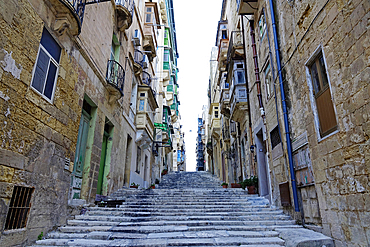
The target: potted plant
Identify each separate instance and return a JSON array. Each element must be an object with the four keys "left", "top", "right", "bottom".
[
  {"left": 161, "top": 168, "right": 168, "bottom": 176},
  {"left": 221, "top": 182, "right": 228, "bottom": 188},
  {"left": 241, "top": 176, "right": 258, "bottom": 194},
  {"left": 149, "top": 184, "right": 155, "bottom": 189},
  {"left": 130, "top": 182, "right": 139, "bottom": 189}
]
